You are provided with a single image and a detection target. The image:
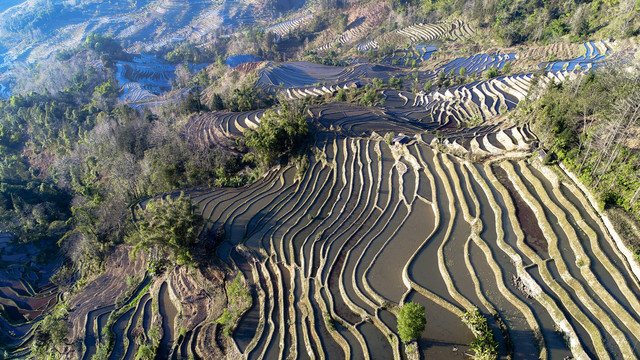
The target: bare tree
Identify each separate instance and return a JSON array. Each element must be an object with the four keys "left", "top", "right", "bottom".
[
  {"left": 617, "top": 0, "right": 637, "bottom": 35},
  {"left": 594, "top": 91, "right": 640, "bottom": 187},
  {"left": 569, "top": 4, "right": 589, "bottom": 37}
]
